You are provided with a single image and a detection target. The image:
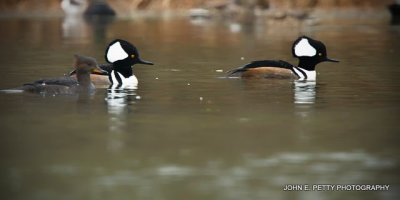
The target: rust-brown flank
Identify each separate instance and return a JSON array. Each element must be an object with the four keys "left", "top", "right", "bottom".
[{"left": 241, "top": 67, "right": 295, "bottom": 79}]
